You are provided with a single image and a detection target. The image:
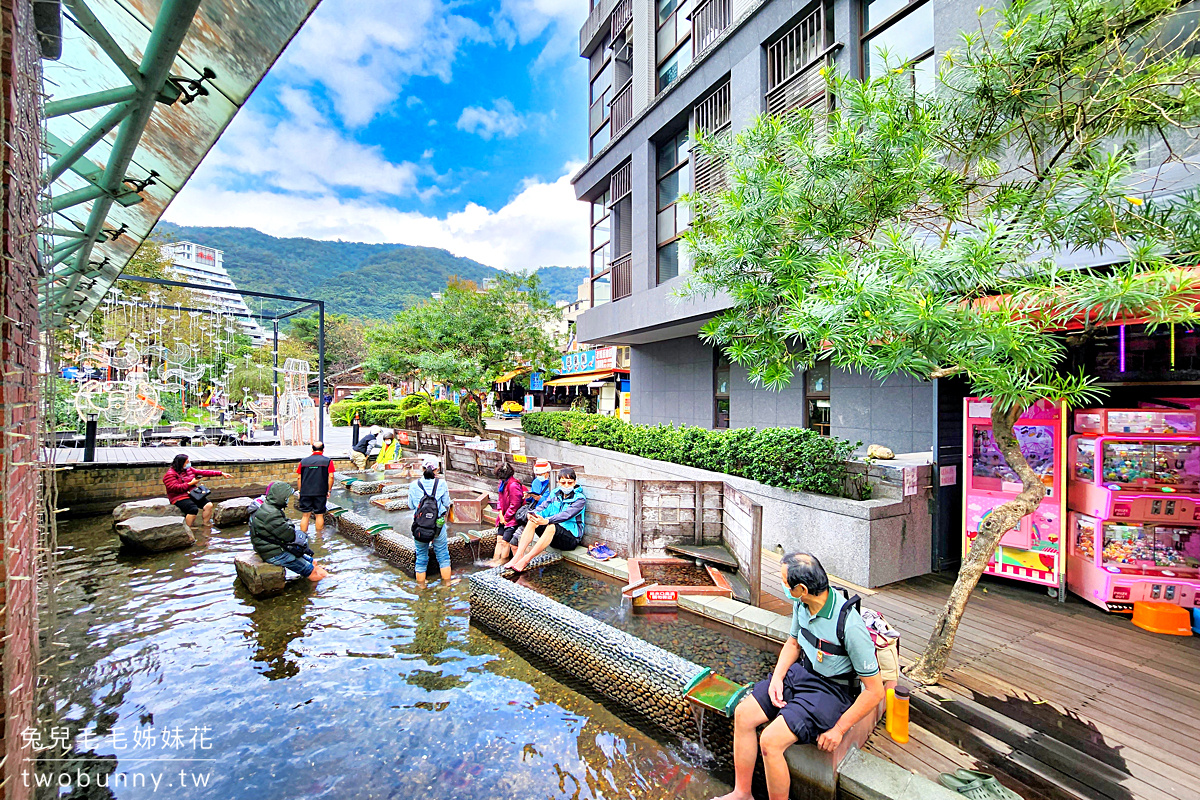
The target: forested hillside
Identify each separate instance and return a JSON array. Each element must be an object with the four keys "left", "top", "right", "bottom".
[{"left": 156, "top": 223, "right": 585, "bottom": 317}]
